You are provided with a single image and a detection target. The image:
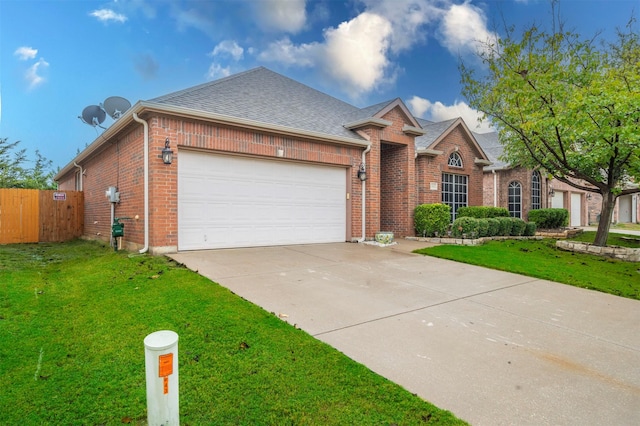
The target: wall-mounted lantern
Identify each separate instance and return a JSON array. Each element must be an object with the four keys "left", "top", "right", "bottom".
[
  {"left": 162, "top": 138, "right": 174, "bottom": 165},
  {"left": 548, "top": 185, "right": 554, "bottom": 197},
  {"left": 357, "top": 163, "right": 367, "bottom": 181}
]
